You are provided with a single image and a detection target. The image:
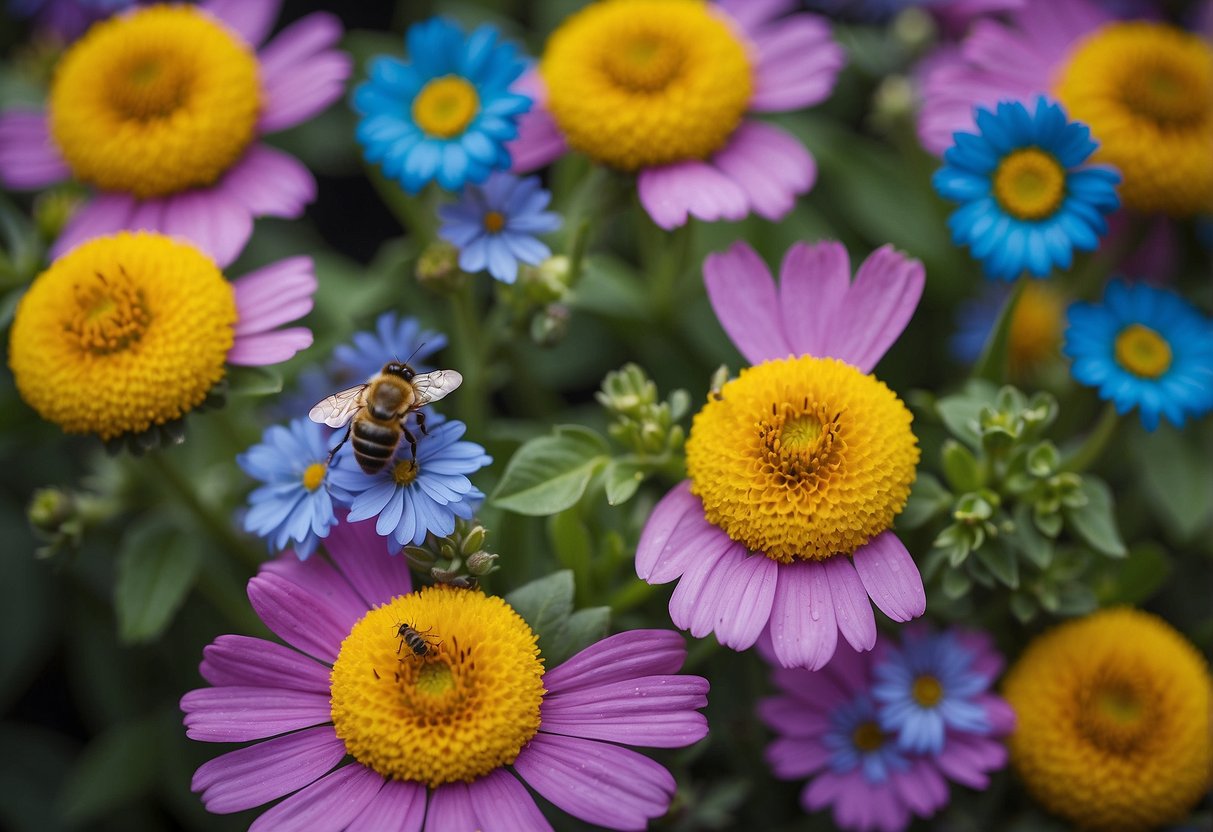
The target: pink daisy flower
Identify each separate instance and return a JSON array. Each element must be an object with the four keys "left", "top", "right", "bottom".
[
  {"left": 759, "top": 629, "right": 1014, "bottom": 832},
  {"left": 181, "top": 517, "right": 709, "bottom": 831},
  {"left": 638, "top": 240, "right": 927, "bottom": 670},
  {"left": 0, "top": 0, "right": 351, "bottom": 266},
  {"left": 507, "top": 0, "right": 845, "bottom": 229}
]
